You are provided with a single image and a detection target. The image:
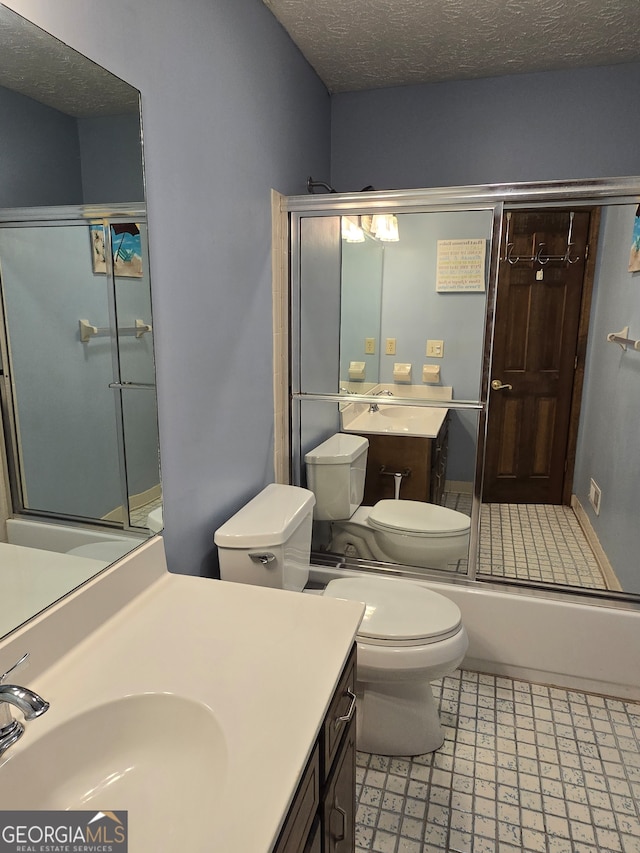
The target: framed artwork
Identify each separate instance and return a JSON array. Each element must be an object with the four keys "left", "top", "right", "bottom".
[
  {"left": 628, "top": 207, "right": 640, "bottom": 273},
  {"left": 436, "top": 238, "right": 486, "bottom": 292},
  {"left": 90, "top": 223, "right": 143, "bottom": 278}
]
